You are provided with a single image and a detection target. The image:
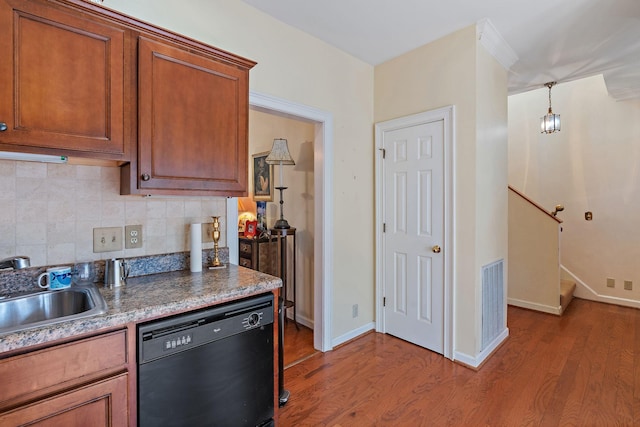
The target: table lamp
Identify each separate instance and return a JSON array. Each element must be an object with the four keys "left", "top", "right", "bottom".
[{"left": 265, "top": 138, "right": 295, "bottom": 229}]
